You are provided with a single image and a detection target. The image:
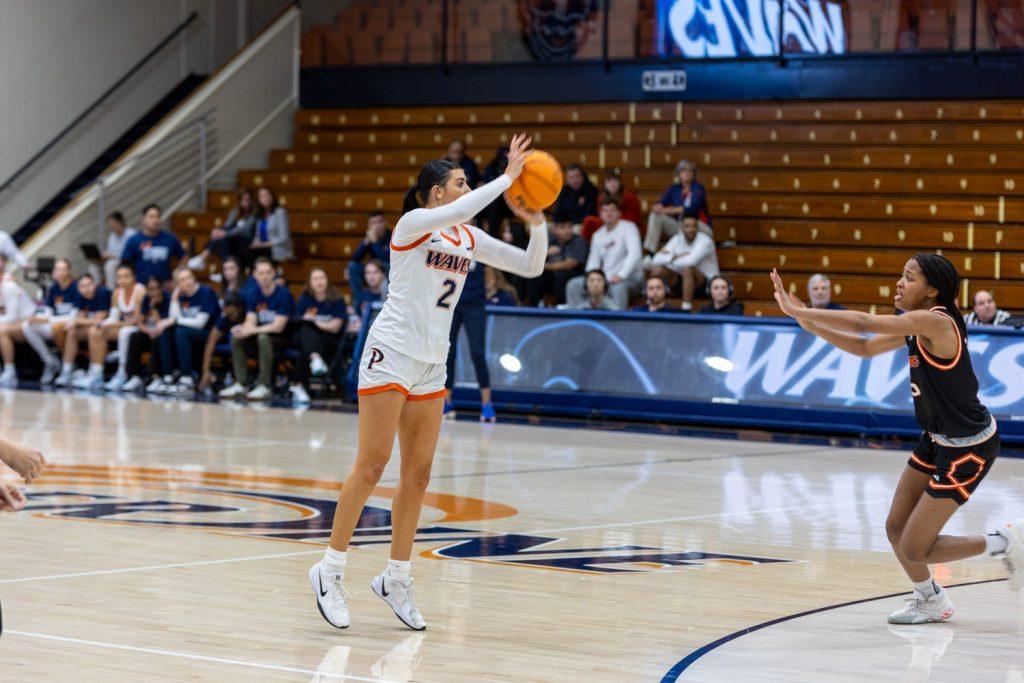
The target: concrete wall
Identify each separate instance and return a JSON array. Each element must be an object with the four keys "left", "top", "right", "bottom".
[{"left": 0, "top": 0, "right": 291, "bottom": 238}]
